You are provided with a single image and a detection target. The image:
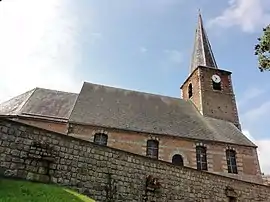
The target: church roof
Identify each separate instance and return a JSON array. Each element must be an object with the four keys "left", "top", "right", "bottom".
[
  {"left": 190, "top": 12, "right": 218, "bottom": 74},
  {"left": 69, "top": 82, "right": 255, "bottom": 147},
  {"left": 0, "top": 88, "right": 77, "bottom": 122}
]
